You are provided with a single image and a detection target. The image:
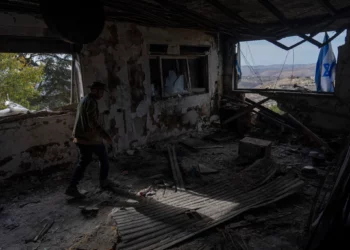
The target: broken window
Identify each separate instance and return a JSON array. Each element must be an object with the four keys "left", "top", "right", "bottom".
[
  {"left": 149, "top": 44, "right": 209, "bottom": 100},
  {"left": 234, "top": 31, "right": 346, "bottom": 93},
  {"left": 0, "top": 53, "right": 75, "bottom": 117},
  {"left": 162, "top": 59, "right": 188, "bottom": 97},
  {"left": 150, "top": 56, "right": 209, "bottom": 99}
]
